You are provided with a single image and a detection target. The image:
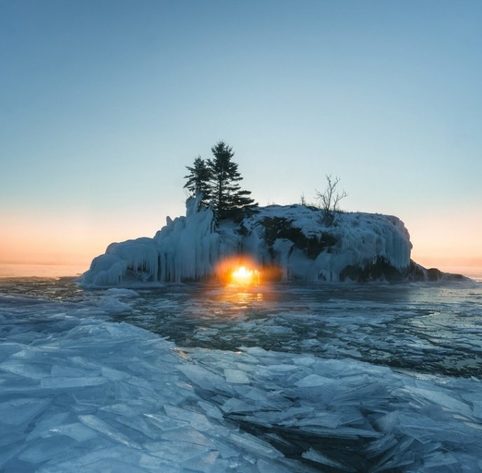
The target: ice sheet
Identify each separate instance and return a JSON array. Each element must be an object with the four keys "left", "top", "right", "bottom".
[{"left": 1, "top": 281, "right": 481, "bottom": 472}]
